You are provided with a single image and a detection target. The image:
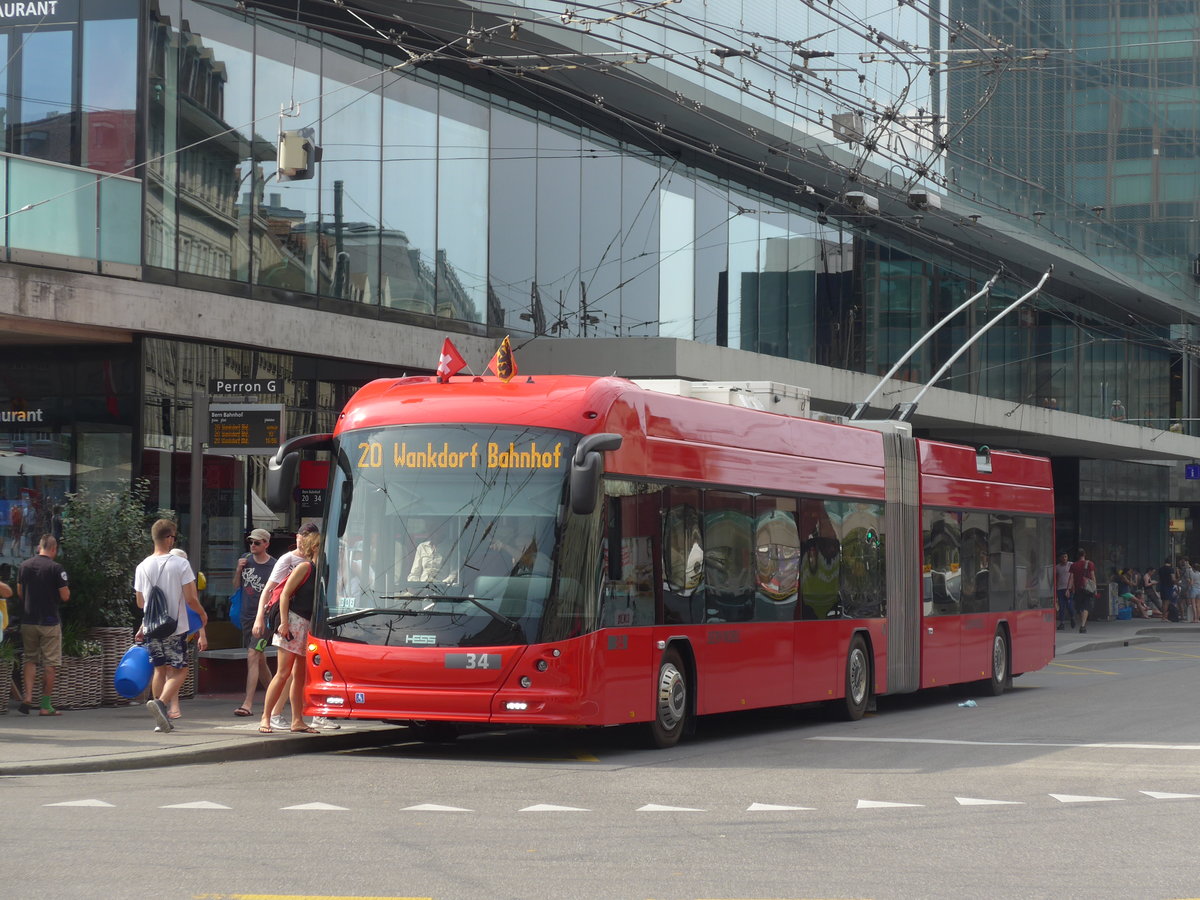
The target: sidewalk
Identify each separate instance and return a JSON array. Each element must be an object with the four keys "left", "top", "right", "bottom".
[
  {"left": 0, "top": 693, "right": 403, "bottom": 777},
  {"left": 2, "top": 619, "right": 1196, "bottom": 777}
]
